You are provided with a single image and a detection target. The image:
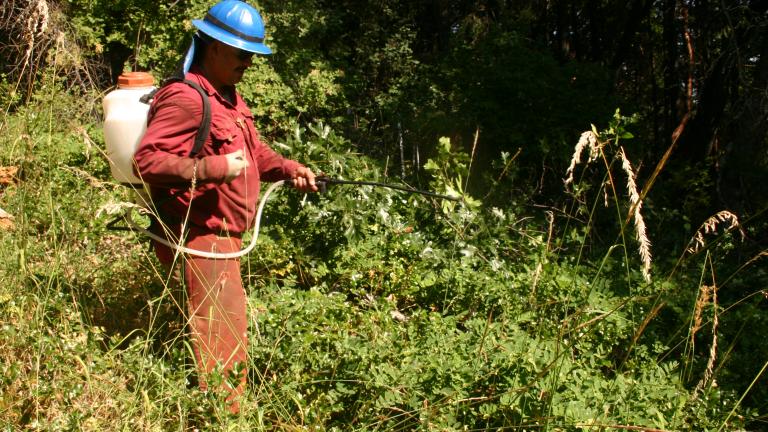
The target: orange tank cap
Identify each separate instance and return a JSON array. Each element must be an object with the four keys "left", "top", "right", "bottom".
[{"left": 117, "top": 71, "right": 154, "bottom": 88}]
